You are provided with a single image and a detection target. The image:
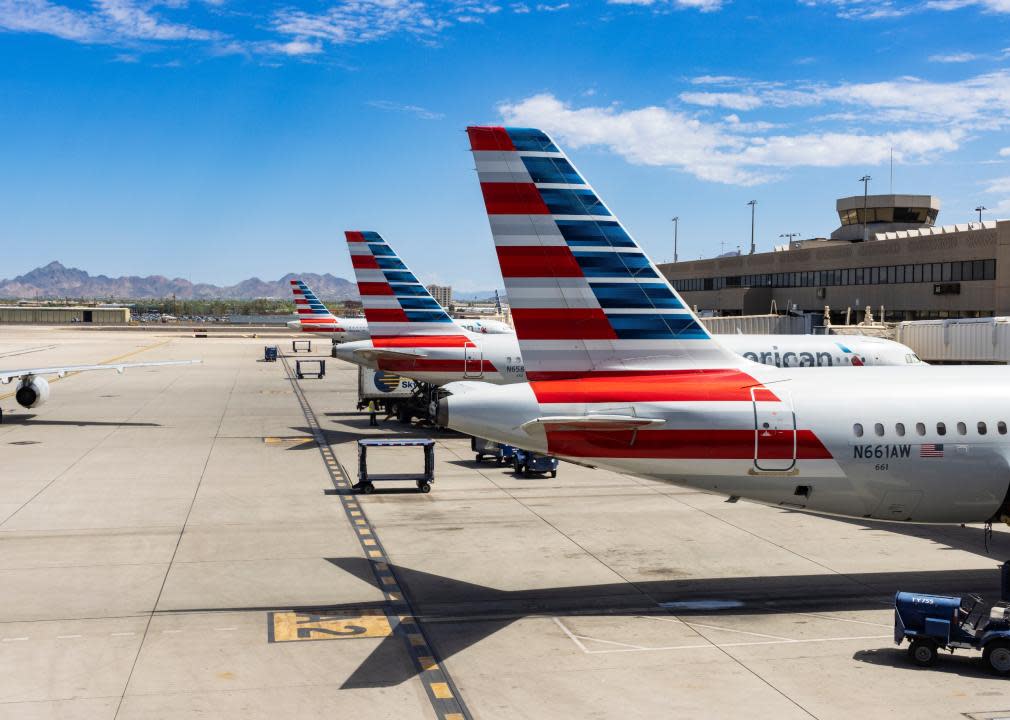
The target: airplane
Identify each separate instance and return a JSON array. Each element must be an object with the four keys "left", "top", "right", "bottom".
[
  {"left": 334, "top": 233, "right": 920, "bottom": 381},
  {"left": 293, "top": 275, "right": 514, "bottom": 345},
  {"left": 436, "top": 125, "right": 1010, "bottom": 526},
  {"left": 334, "top": 231, "right": 523, "bottom": 384},
  {"left": 1, "top": 359, "right": 199, "bottom": 409},
  {"left": 286, "top": 279, "right": 370, "bottom": 342}
]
